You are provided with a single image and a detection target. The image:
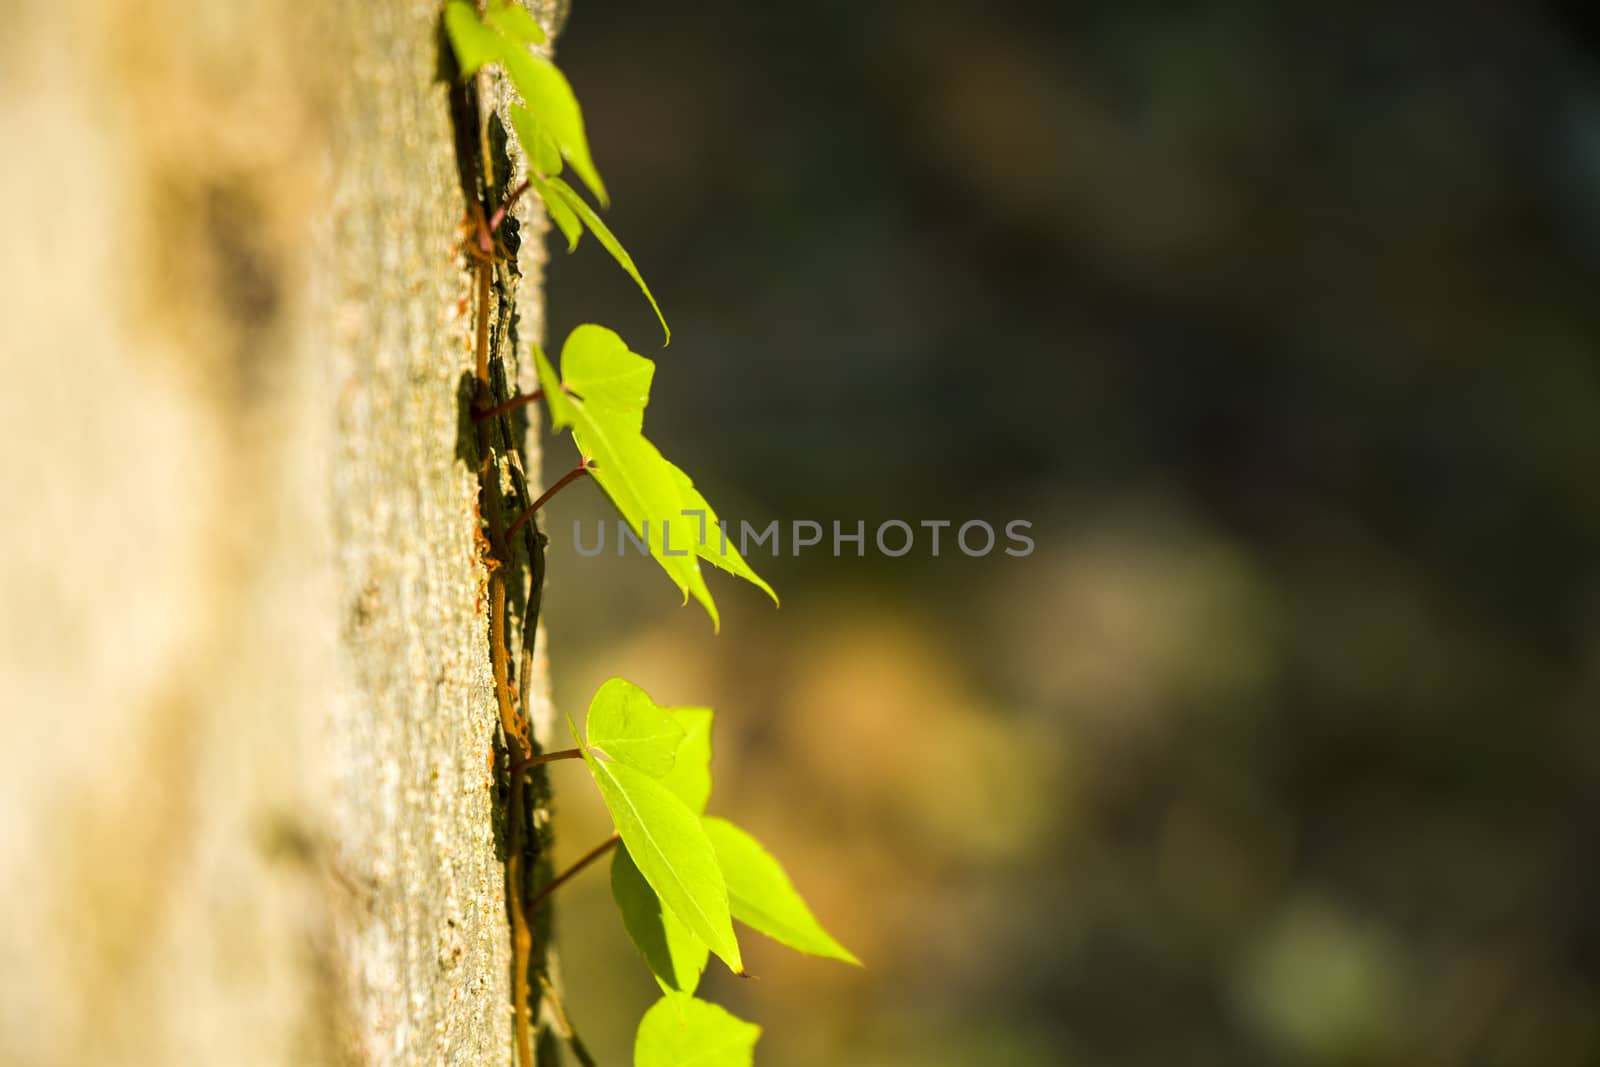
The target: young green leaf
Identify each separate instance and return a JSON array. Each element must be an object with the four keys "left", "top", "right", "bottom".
[
  {"left": 442, "top": 1, "right": 503, "bottom": 75},
  {"left": 531, "top": 126, "right": 564, "bottom": 176},
  {"left": 530, "top": 175, "right": 584, "bottom": 251},
  {"left": 562, "top": 324, "right": 654, "bottom": 429},
  {"left": 441, "top": 0, "right": 604, "bottom": 204},
  {"left": 508, "top": 104, "right": 565, "bottom": 179},
  {"left": 542, "top": 176, "right": 670, "bottom": 346},
  {"left": 612, "top": 844, "right": 709, "bottom": 995},
  {"left": 510, "top": 106, "right": 584, "bottom": 252},
  {"left": 531, "top": 343, "right": 577, "bottom": 429},
  {"left": 483, "top": 0, "right": 546, "bottom": 45},
  {"left": 585, "top": 677, "right": 685, "bottom": 777},
  {"left": 582, "top": 750, "right": 743, "bottom": 972},
  {"left": 669, "top": 464, "right": 780, "bottom": 607},
  {"left": 497, "top": 49, "right": 608, "bottom": 207},
  {"left": 534, "top": 326, "right": 777, "bottom": 626},
  {"left": 568, "top": 406, "right": 719, "bottom": 628},
  {"left": 555, "top": 330, "right": 720, "bottom": 623},
  {"left": 635, "top": 995, "right": 760, "bottom": 1067},
  {"left": 702, "top": 817, "right": 860, "bottom": 965},
  {"left": 657, "top": 708, "right": 713, "bottom": 814}
]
